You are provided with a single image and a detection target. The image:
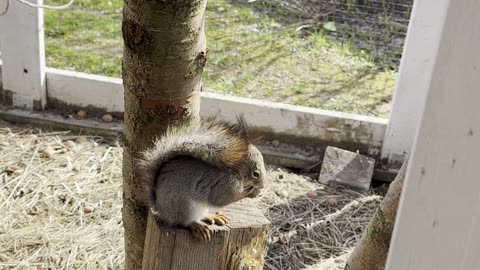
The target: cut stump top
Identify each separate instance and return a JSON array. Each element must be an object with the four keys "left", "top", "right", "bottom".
[{"left": 142, "top": 200, "right": 271, "bottom": 270}]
